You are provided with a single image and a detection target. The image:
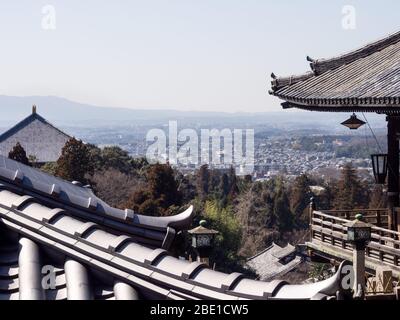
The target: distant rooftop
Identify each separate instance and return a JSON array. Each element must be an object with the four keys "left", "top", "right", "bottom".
[
  {"left": 246, "top": 243, "right": 302, "bottom": 281},
  {"left": 0, "top": 106, "right": 71, "bottom": 162}
]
